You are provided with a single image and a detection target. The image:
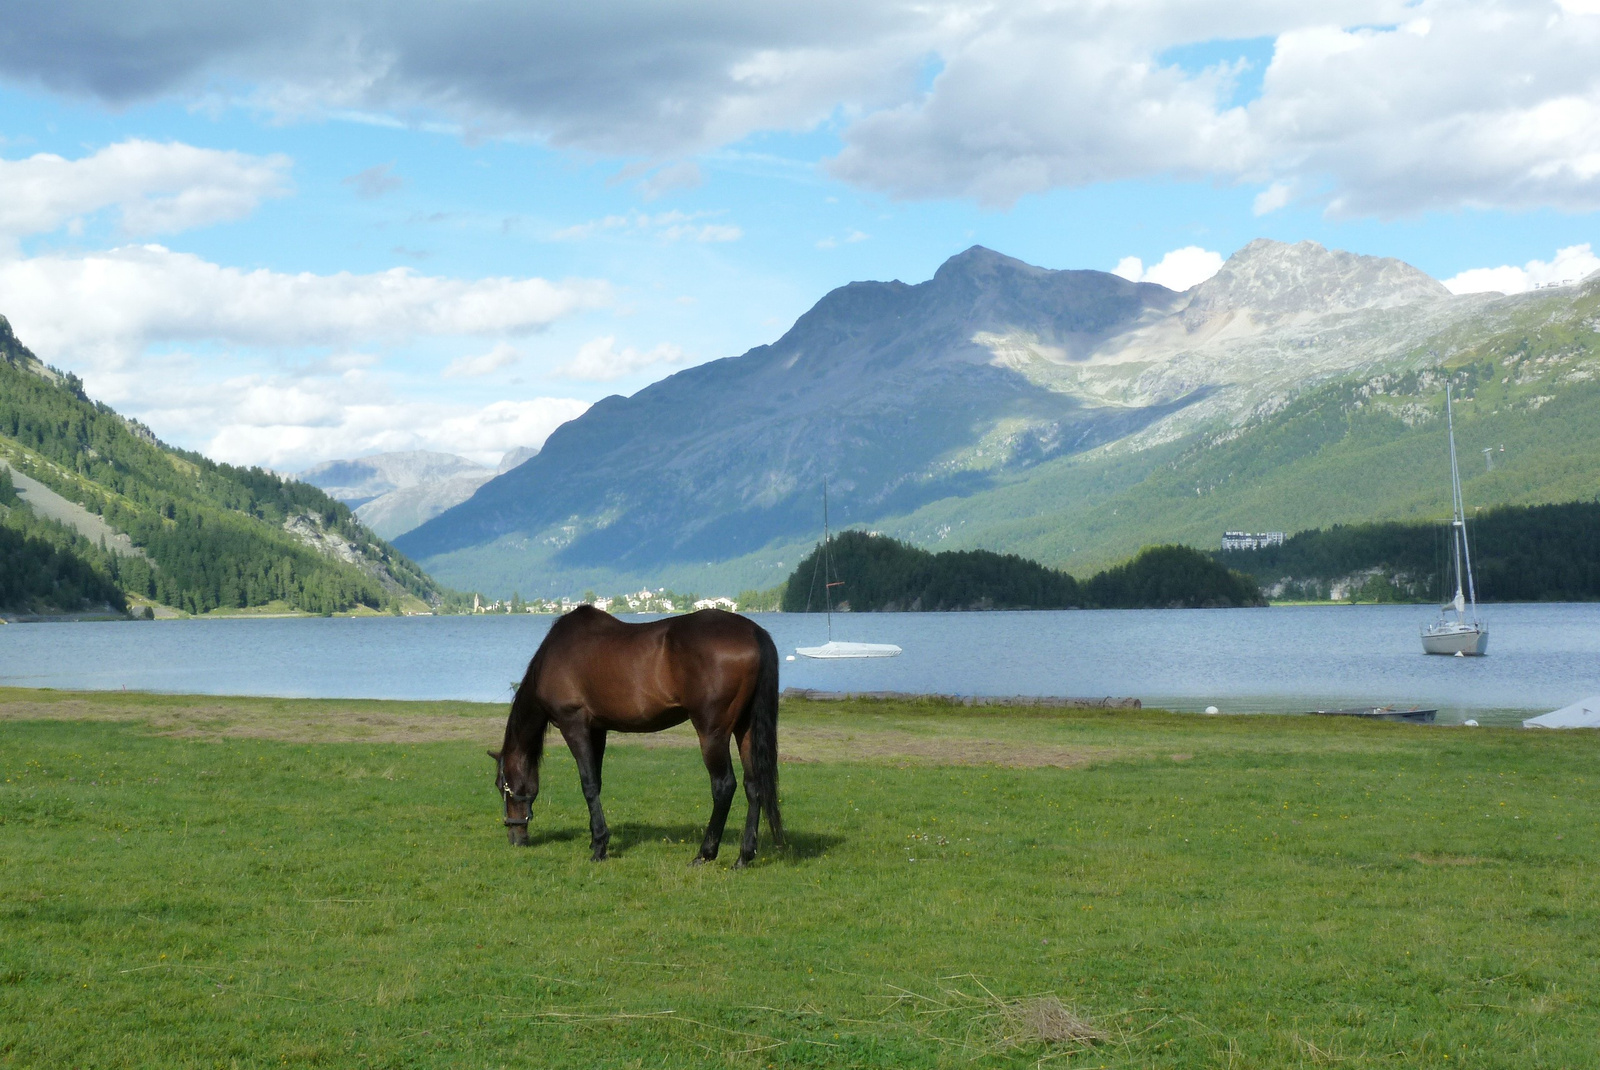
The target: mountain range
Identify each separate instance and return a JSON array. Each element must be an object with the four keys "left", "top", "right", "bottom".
[
  {"left": 395, "top": 239, "right": 1600, "bottom": 597},
  {"left": 298, "top": 446, "right": 538, "bottom": 540}
]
